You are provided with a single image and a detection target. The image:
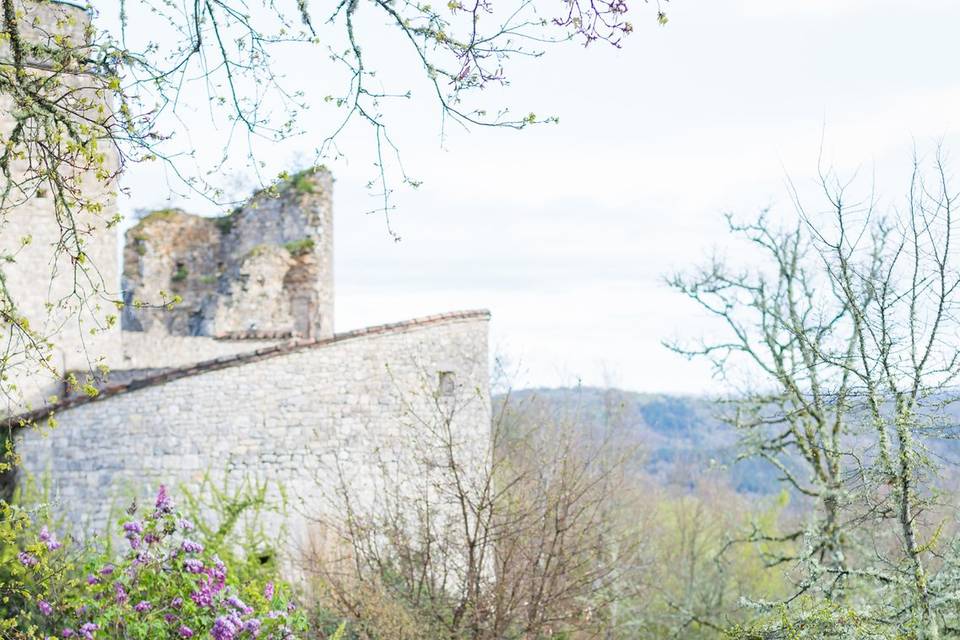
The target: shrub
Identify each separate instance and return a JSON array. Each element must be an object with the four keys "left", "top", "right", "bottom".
[
  {"left": 5, "top": 486, "right": 308, "bottom": 639},
  {"left": 726, "top": 599, "right": 907, "bottom": 640}
]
